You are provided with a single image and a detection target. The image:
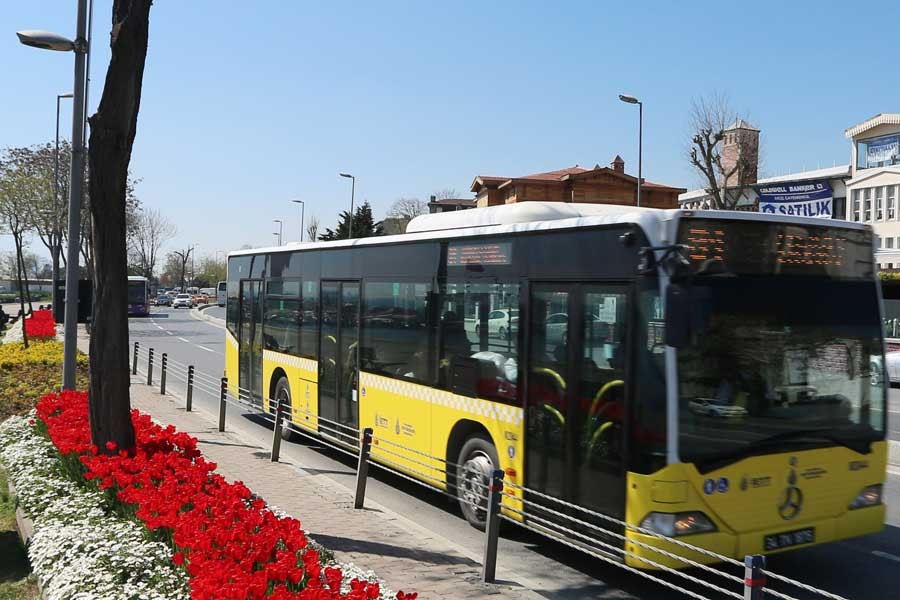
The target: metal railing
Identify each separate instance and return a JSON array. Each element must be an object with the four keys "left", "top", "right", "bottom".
[{"left": 129, "top": 341, "right": 852, "bottom": 600}]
